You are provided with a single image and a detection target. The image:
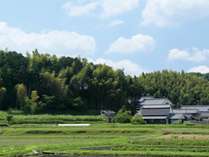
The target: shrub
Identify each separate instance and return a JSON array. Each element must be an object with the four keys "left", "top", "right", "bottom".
[
  {"left": 10, "top": 115, "right": 105, "bottom": 124},
  {"left": 0, "top": 111, "right": 9, "bottom": 126},
  {"left": 6, "top": 115, "right": 13, "bottom": 124},
  {"left": 0, "top": 111, "right": 7, "bottom": 120},
  {"left": 114, "top": 109, "right": 132, "bottom": 123},
  {"left": 0, "top": 123, "right": 9, "bottom": 127},
  {"left": 8, "top": 109, "right": 24, "bottom": 115},
  {"left": 131, "top": 115, "right": 145, "bottom": 124}
]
